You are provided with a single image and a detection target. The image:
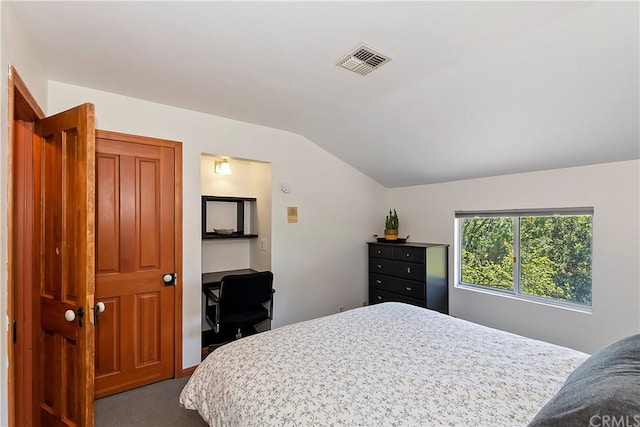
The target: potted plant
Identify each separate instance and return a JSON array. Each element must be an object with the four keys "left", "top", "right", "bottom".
[{"left": 385, "top": 209, "right": 399, "bottom": 240}]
